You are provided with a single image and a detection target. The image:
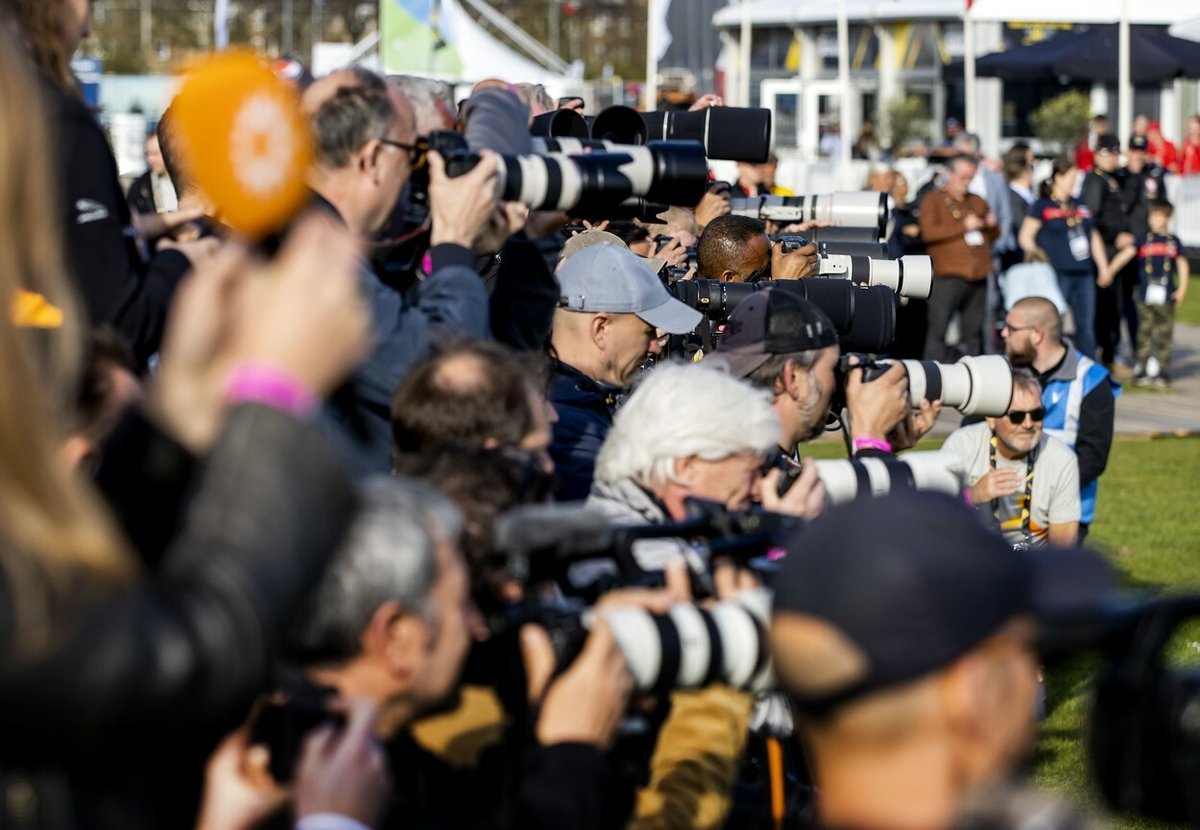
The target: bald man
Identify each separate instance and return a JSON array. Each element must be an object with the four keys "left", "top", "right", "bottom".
[{"left": 1001, "top": 296, "right": 1118, "bottom": 540}]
